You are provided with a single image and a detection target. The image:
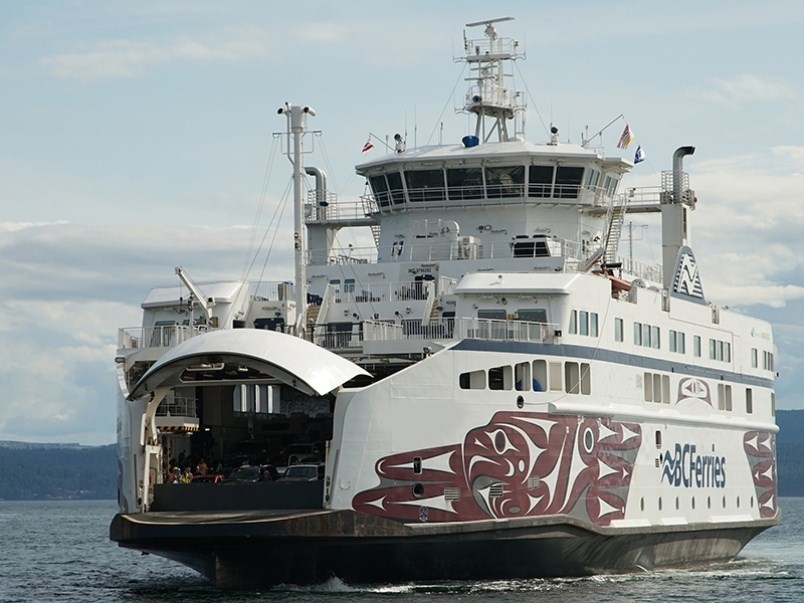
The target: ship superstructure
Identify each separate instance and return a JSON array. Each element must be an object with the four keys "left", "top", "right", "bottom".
[{"left": 111, "top": 18, "right": 778, "bottom": 588}]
